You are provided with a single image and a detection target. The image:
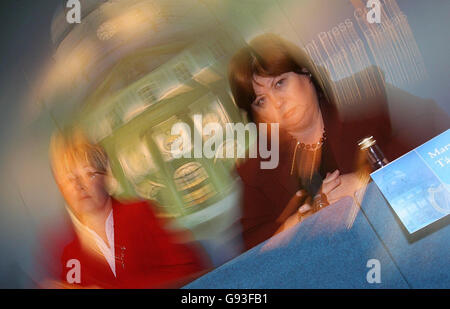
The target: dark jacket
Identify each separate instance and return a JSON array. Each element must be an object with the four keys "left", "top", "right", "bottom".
[{"left": 236, "top": 67, "right": 449, "bottom": 251}]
